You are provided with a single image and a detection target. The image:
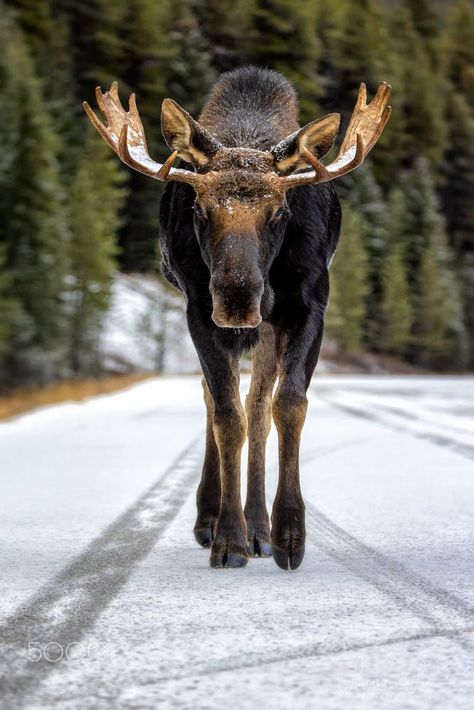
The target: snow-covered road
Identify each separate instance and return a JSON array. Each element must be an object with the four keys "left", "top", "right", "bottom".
[{"left": 1, "top": 375, "right": 473, "bottom": 709}]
